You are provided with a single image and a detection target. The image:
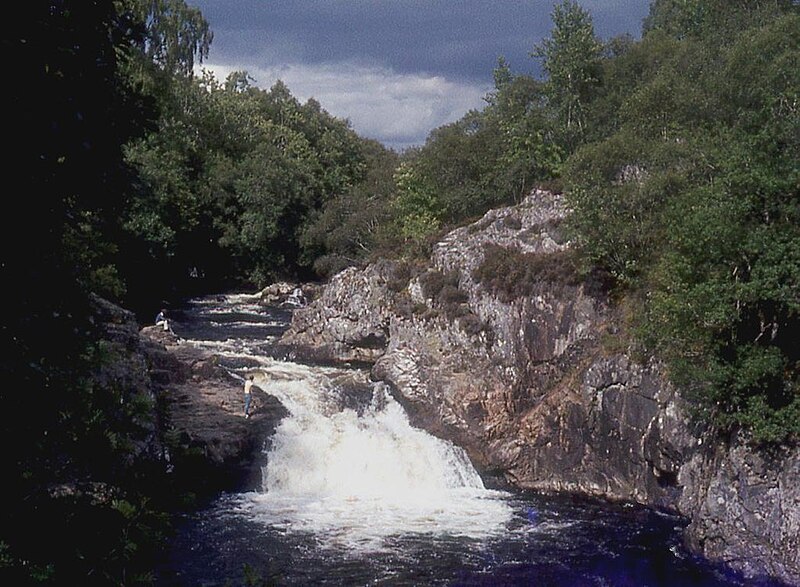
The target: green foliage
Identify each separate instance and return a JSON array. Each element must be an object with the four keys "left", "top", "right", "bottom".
[
  {"left": 307, "top": 48, "right": 568, "bottom": 273},
  {"left": 563, "top": 130, "right": 704, "bottom": 285},
  {"left": 390, "top": 161, "right": 444, "bottom": 254},
  {"left": 122, "top": 67, "right": 373, "bottom": 294},
  {"left": 120, "top": 0, "right": 213, "bottom": 77},
  {"left": 532, "top": 0, "right": 603, "bottom": 148},
  {"left": 4, "top": 2, "right": 221, "bottom": 584},
  {"left": 582, "top": 30, "right": 682, "bottom": 141},
  {"left": 644, "top": 0, "right": 799, "bottom": 42},
  {"left": 299, "top": 140, "right": 400, "bottom": 276},
  {"left": 564, "top": 6, "right": 800, "bottom": 444},
  {"left": 489, "top": 71, "right": 564, "bottom": 200},
  {"left": 388, "top": 63, "right": 563, "bottom": 248}
]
